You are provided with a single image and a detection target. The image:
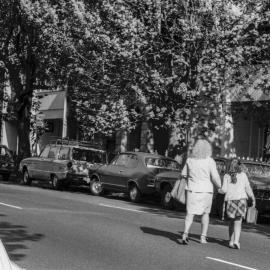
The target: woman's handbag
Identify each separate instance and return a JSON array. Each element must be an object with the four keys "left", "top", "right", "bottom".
[
  {"left": 246, "top": 206, "right": 258, "bottom": 224},
  {"left": 171, "top": 178, "right": 186, "bottom": 204}
]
